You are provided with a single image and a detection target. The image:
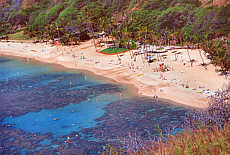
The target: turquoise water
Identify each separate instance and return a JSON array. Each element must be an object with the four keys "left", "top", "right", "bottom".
[
  {"left": 2, "top": 94, "right": 118, "bottom": 137},
  {"left": 0, "top": 56, "right": 190, "bottom": 154}
]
